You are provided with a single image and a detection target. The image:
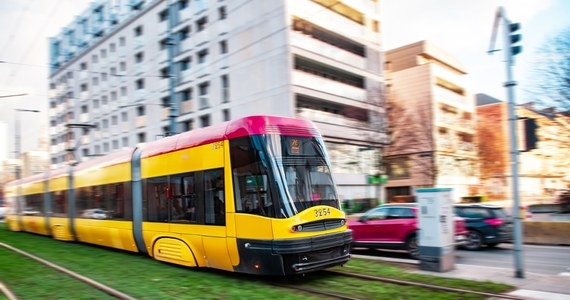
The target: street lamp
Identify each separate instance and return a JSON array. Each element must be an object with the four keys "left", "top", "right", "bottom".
[{"left": 14, "top": 108, "right": 40, "bottom": 179}]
